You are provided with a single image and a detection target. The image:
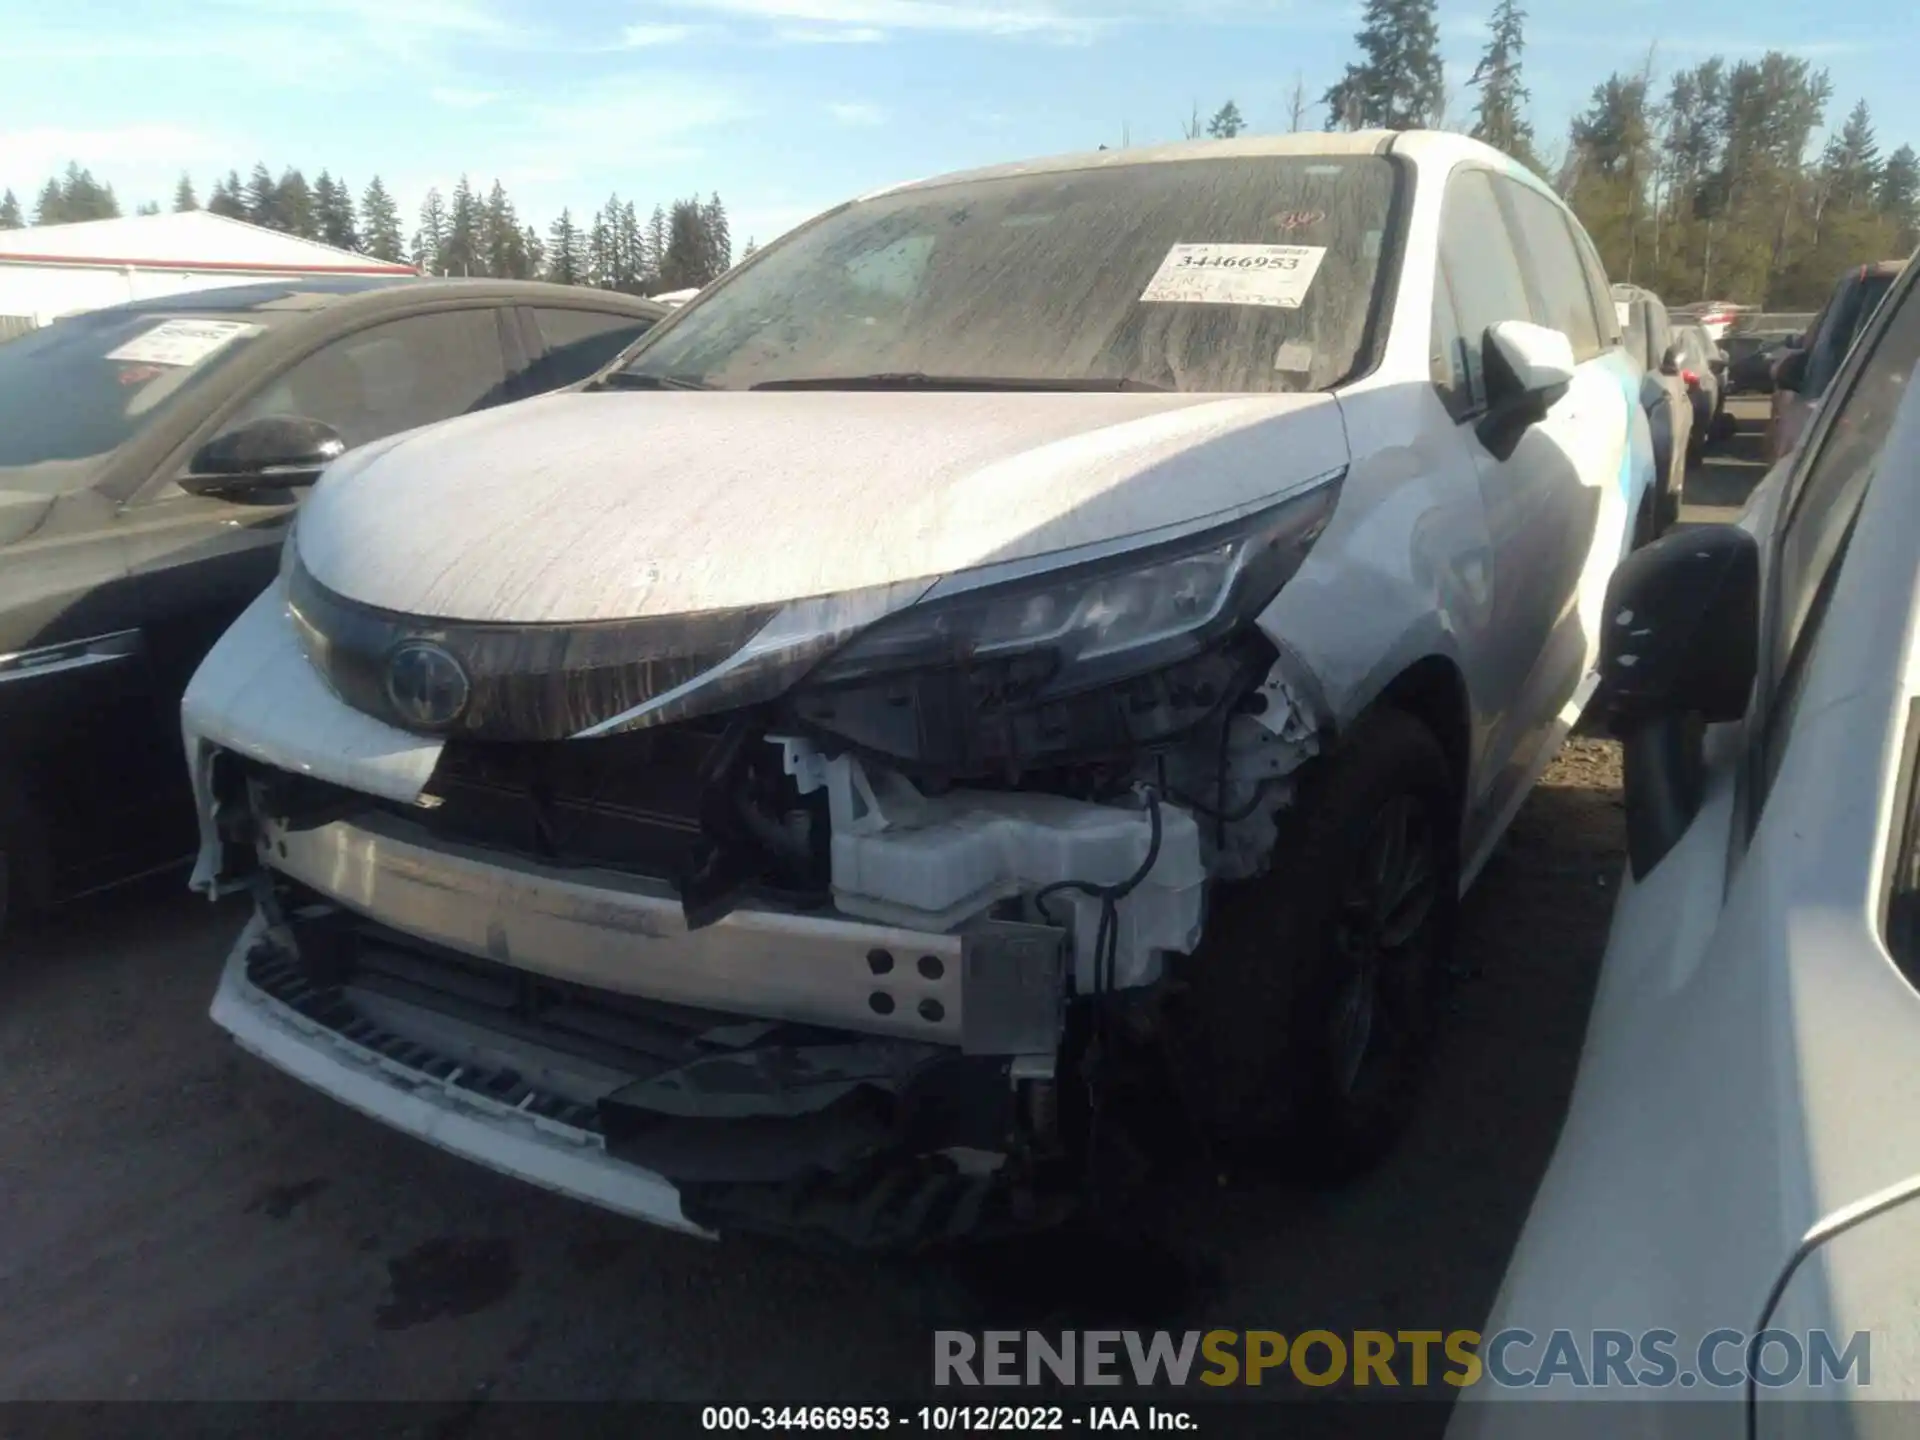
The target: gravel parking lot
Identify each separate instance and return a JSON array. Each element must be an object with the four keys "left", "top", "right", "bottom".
[{"left": 0, "top": 406, "right": 1771, "bottom": 1416}]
